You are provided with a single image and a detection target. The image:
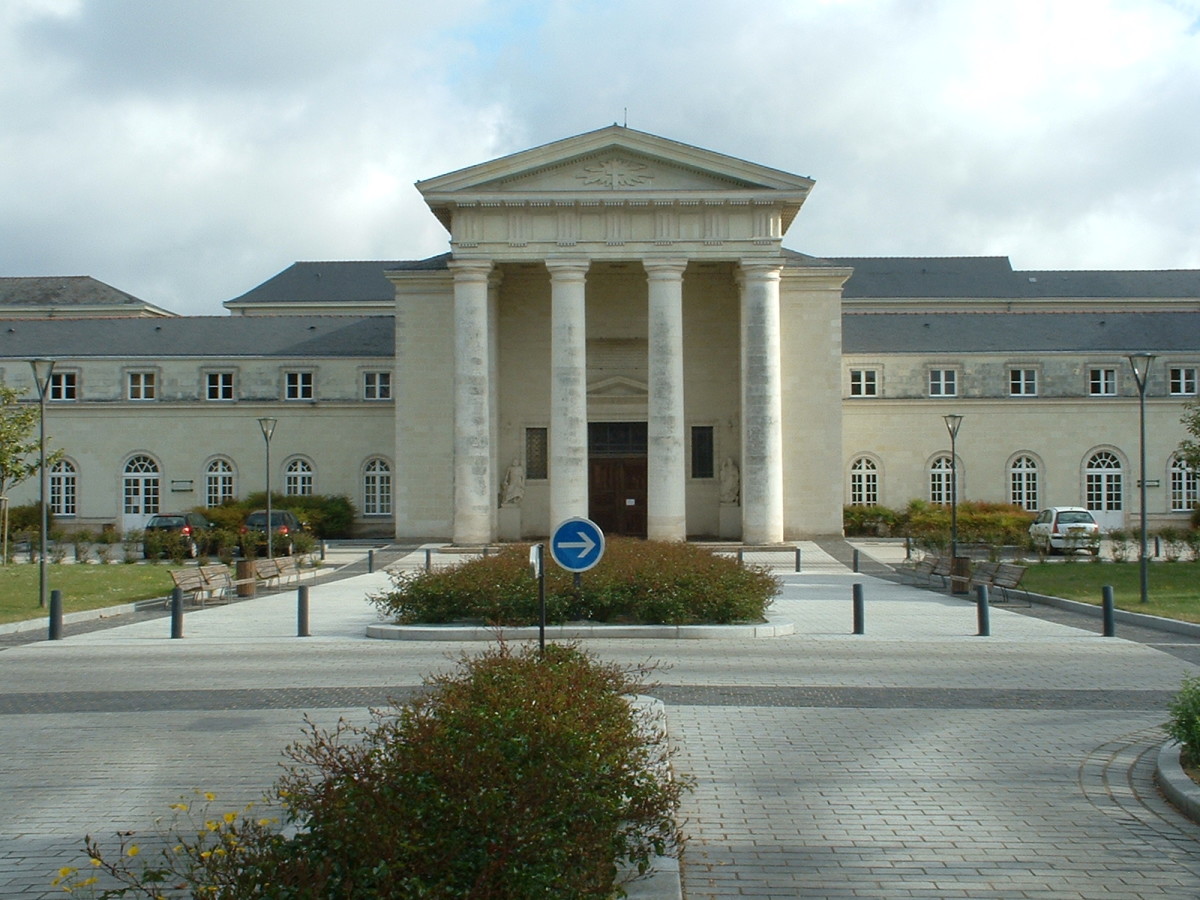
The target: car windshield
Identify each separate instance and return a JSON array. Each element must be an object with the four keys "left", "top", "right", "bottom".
[
  {"left": 149, "top": 517, "right": 185, "bottom": 527},
  {"left": 1058, "top": 511, "right": 1095, "bottom": 525}
]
